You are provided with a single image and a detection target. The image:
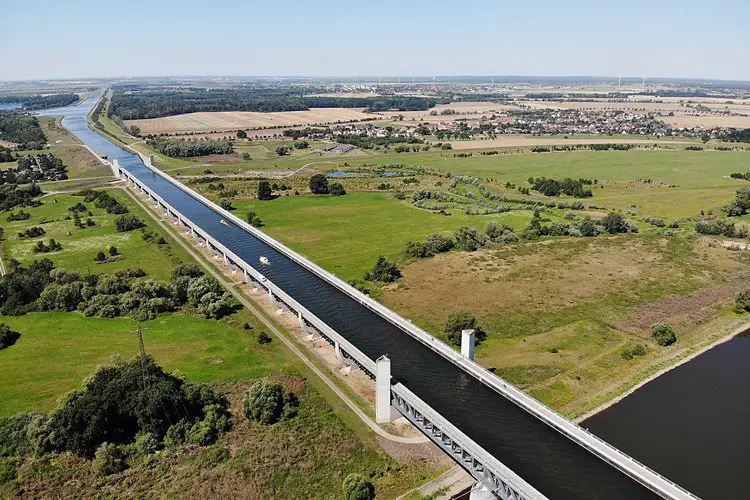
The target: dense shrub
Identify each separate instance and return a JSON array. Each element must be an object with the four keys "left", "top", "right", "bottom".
[
  {"left": 0, "top": 323, "right": 21, "bottom": 350},
  {"left": 92, "top": 442, "right": 127, "bottom": 476},
  {"left": 600, "top": 212, "right": 630, "bottom": 234},
  {"left": 0, "top": 259, "right": 54, "bottom": 316},
  {"left": 425, "top": 233, "right": 454, "bottom": 254},
  {"left": 329, "top": 182, "right": 346, "bottom": 196},
  {"left": 735, "top": 289, "right": 750, "bottom": 312},
  {"left": 725, "top": 187, "right": 750, "bottom": 216},
  {"left": 0, "top": 412, "right": 42, "bottom": 456},
  {"left": 621, "top": 344, "right": 647, "bottom": 360},
  {"left": 403, "top": 241, "right": 433, "bottom": 259},
  {"left": 115, "top": 214, "right": 145, "bottom": 232},
  {"left": 364, "top": 256, "right": 401, "bottom": 283},
  {"left": 695, "top": 219, "right": 735, "bottom": 237},
  {"left": 342, "top": 473, "right": 375, "bottom": 500},
  {"left": 651, "top": 323, "right": 677, "bottom": 347},
  {"left": 243, "top": 380, "right": 298, "bottom": 425},
  {"left": 454, "top": 226, "right": 486, "bottom": 251},
  {"left": 444, "top": 310, "right": 485, "bottom": 346}
]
